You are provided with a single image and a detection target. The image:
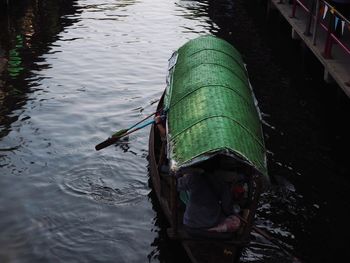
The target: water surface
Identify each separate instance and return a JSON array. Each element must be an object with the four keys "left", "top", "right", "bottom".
[{"left": 0, "top": 0, "right": 349, "bottom": 262}]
